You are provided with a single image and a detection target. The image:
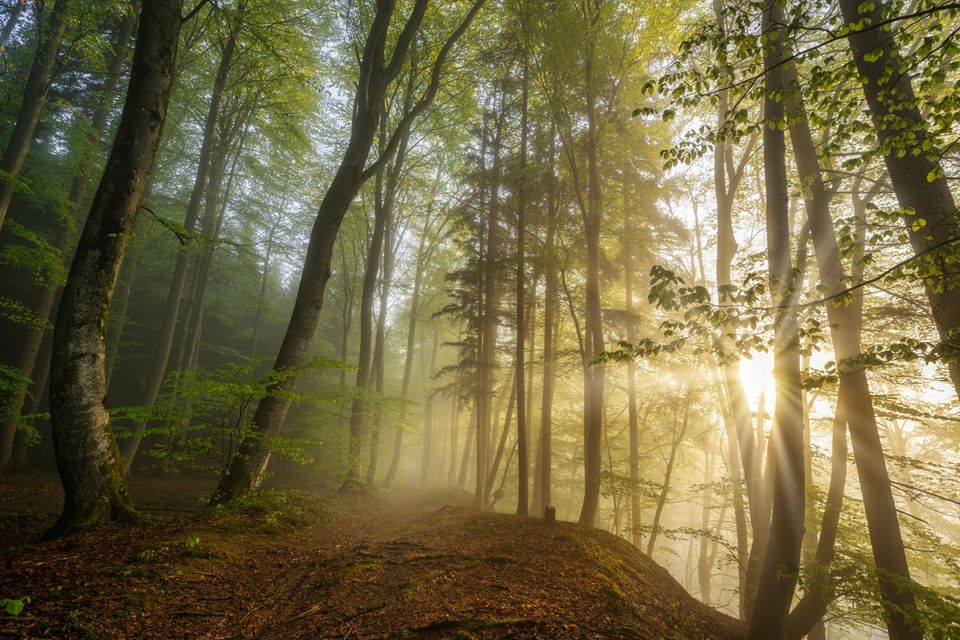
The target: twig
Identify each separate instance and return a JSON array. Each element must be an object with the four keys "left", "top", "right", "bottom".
[{"left": 172, "top": 610, "right": 225, "bottom": 617}]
